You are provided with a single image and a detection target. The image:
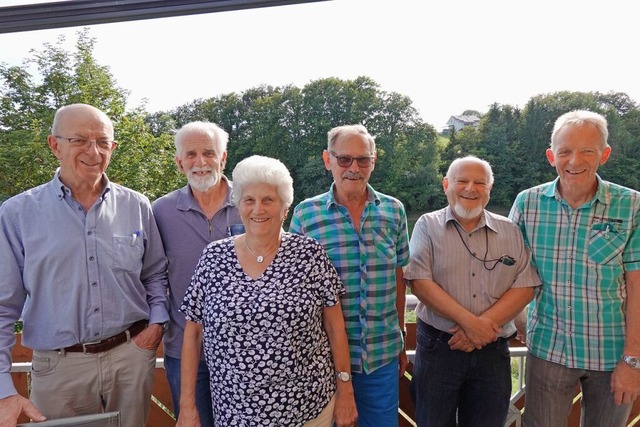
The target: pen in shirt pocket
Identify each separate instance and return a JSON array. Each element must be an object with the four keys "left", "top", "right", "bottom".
[{"left": 130, "top": 230, "right": 141, "bottom": 246}]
